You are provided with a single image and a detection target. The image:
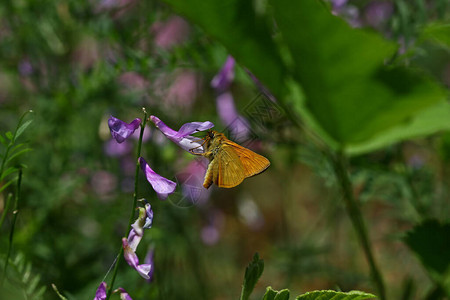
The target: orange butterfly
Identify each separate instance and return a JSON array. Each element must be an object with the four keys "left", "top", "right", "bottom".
[{"left": 190, "top": 130, "right": 270, "bottom": 188}]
